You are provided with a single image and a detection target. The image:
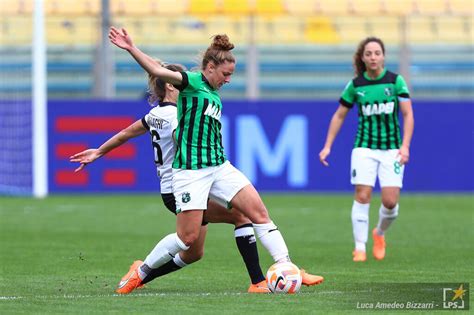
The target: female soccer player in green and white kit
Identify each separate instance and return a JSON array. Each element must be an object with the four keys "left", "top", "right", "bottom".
[
  {"left": 319, "top": 37, "right": 414, "bottom": 262},
  {"left": 70, "top": 63, "right": 272, "bottom": 293},
  {"left": 107, "top": 27, "right": 324, "bottom": 293}
]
